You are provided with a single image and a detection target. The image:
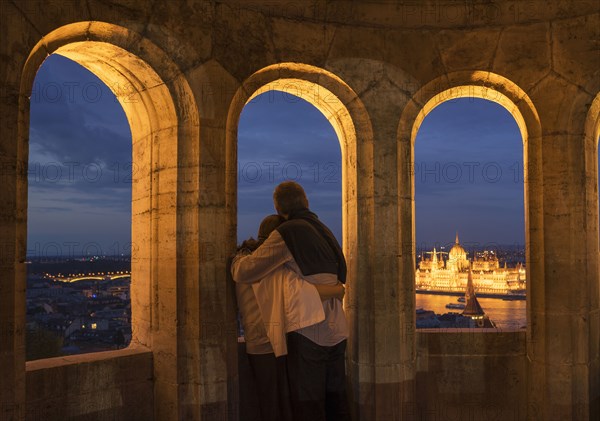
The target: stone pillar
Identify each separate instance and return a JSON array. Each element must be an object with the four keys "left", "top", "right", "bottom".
[
  {"left": 528, "top": 76, "right": 600, "bottom": 420},
  {"left": 0, "top": 92, "right": 26, "bottom": 421},
  {"left": 336, "top": 60, "right": 416, "bottom": 420},
  {"left": 0, "top": 2, "right": 39, "bottom": 418},
  {"left": 188, "top": 60, "right": 241, "bottom": 421}
]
